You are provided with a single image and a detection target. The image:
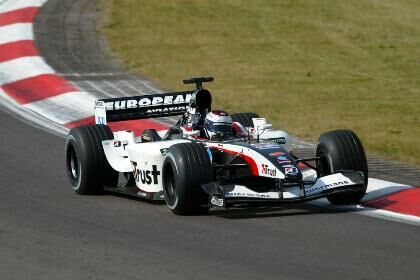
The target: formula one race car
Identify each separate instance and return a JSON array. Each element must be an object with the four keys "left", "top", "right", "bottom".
[{"left": 65, "top": 77, "right": 368, "bottom": 215}]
